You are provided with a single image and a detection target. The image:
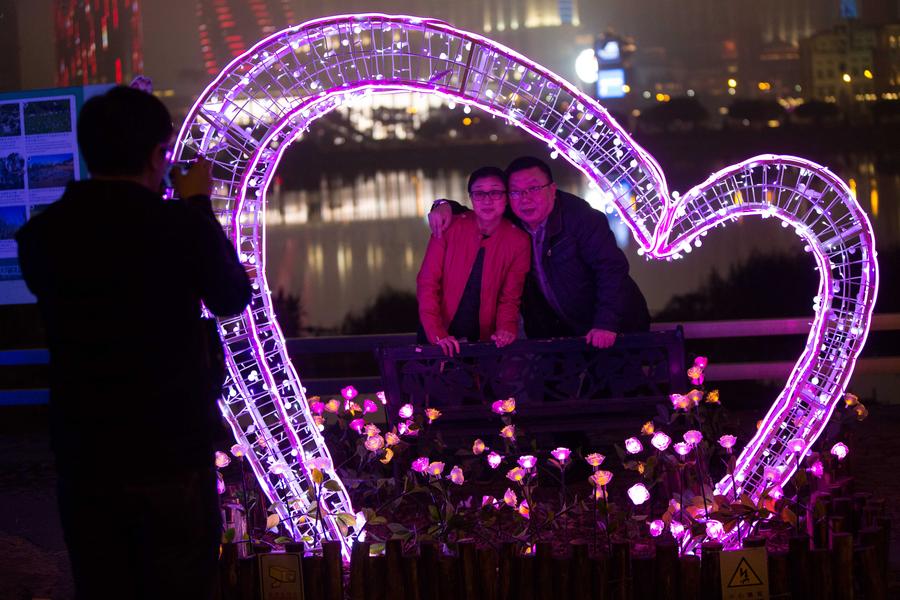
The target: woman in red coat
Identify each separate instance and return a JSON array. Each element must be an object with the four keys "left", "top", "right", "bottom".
[{"left": 417, "top": 167, "right": 531, "bottom": 356}]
